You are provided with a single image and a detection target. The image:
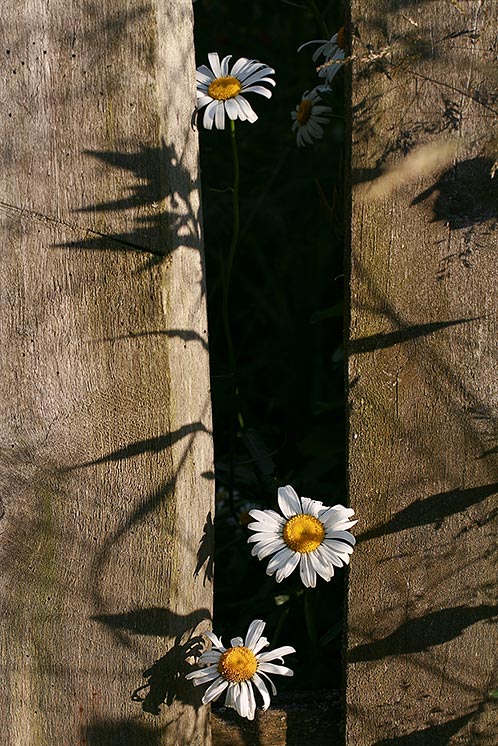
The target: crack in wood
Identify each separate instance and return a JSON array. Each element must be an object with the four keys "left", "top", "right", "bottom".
[{"left": 0, "top": 199, "right": 165, "bottom": 256}]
